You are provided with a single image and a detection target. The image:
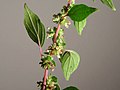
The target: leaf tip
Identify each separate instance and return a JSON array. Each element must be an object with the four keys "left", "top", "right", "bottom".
[
  {"left": 66, "top": 77, "right": 70, "bottom": 81},
  {"left": 112, "top": 8, "right": 116, "bottom": 11},
  {"left": 24, "top": 3, "right": 27, "bottom": 8},
  {"left": 79, "top": 32, "right": 82, "bottom": 36},
  {"left": 94, "top": 8, "right": 98, "bottom": 11}
]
